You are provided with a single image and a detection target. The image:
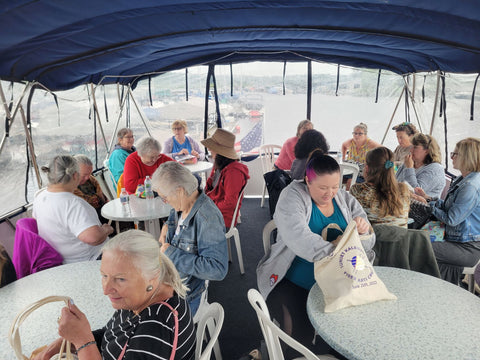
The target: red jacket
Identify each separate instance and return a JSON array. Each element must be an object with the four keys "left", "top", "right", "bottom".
[
  {"left": 123, "top": 152, "right": 173, "bottom": 194},
  {"left": 205, "top": 161, "right": 250, "bottom": 227}
]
